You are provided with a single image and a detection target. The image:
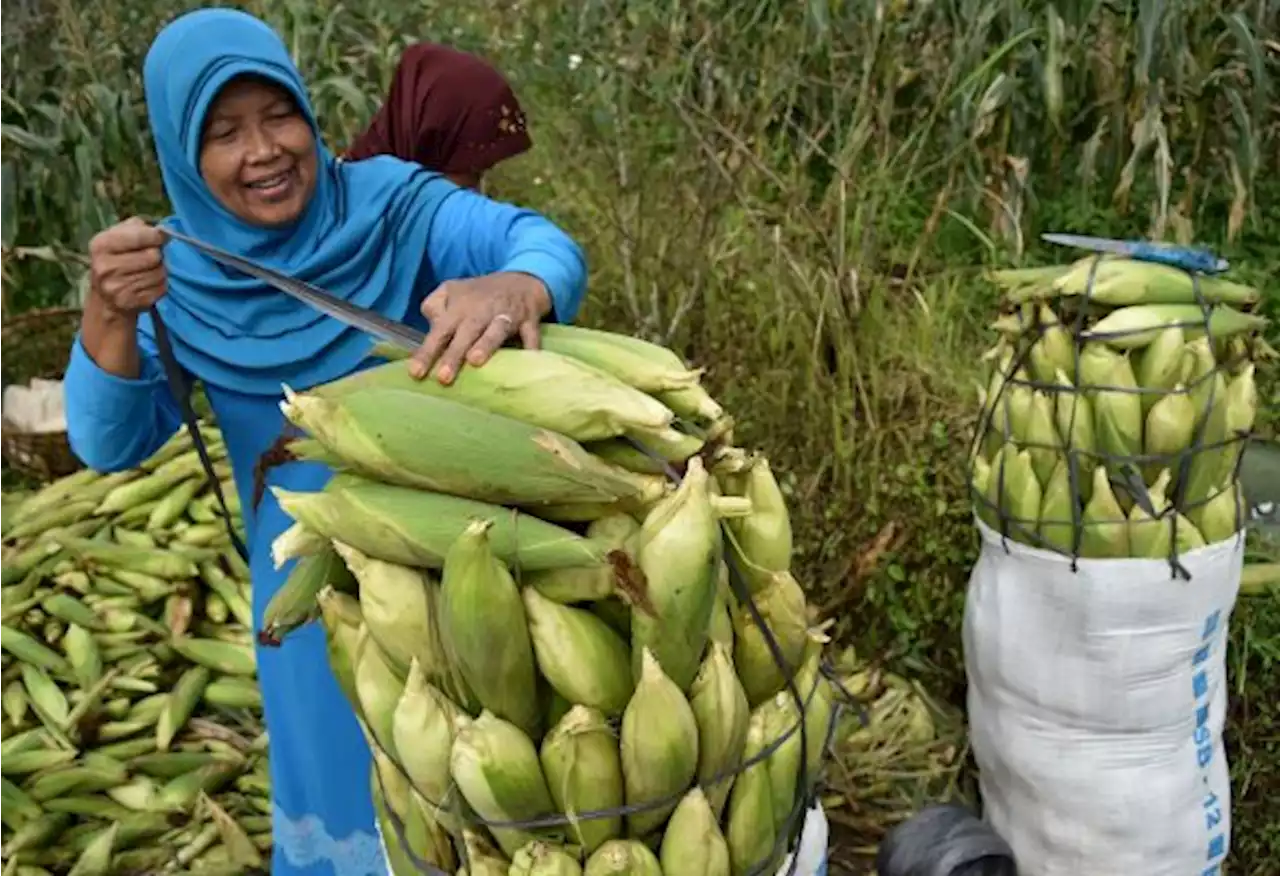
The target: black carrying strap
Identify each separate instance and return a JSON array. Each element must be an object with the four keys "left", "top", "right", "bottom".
[{"left": 149, "top": 305, "right": 250, "bottom": 562}]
